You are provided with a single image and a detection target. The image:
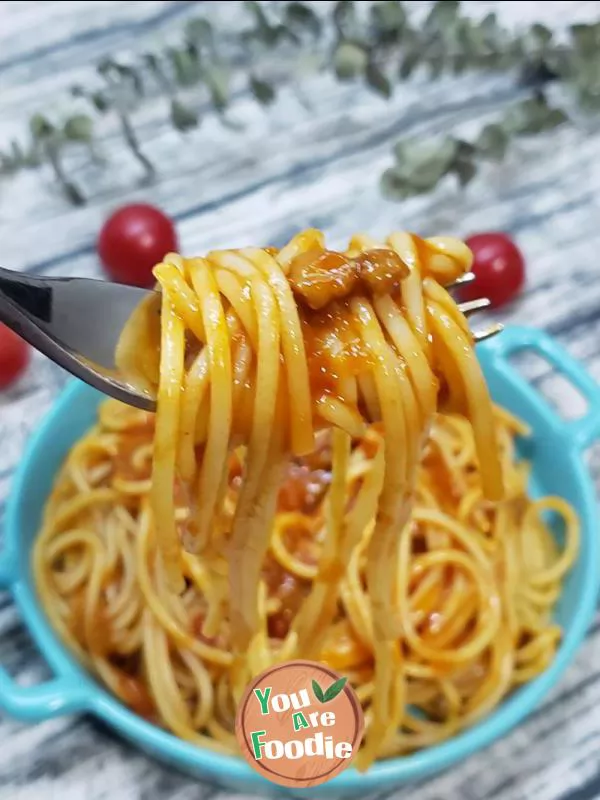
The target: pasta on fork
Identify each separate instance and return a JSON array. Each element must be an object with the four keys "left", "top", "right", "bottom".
[{"left": 33, "top": 229, "right": 578, "bottom": 768}]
